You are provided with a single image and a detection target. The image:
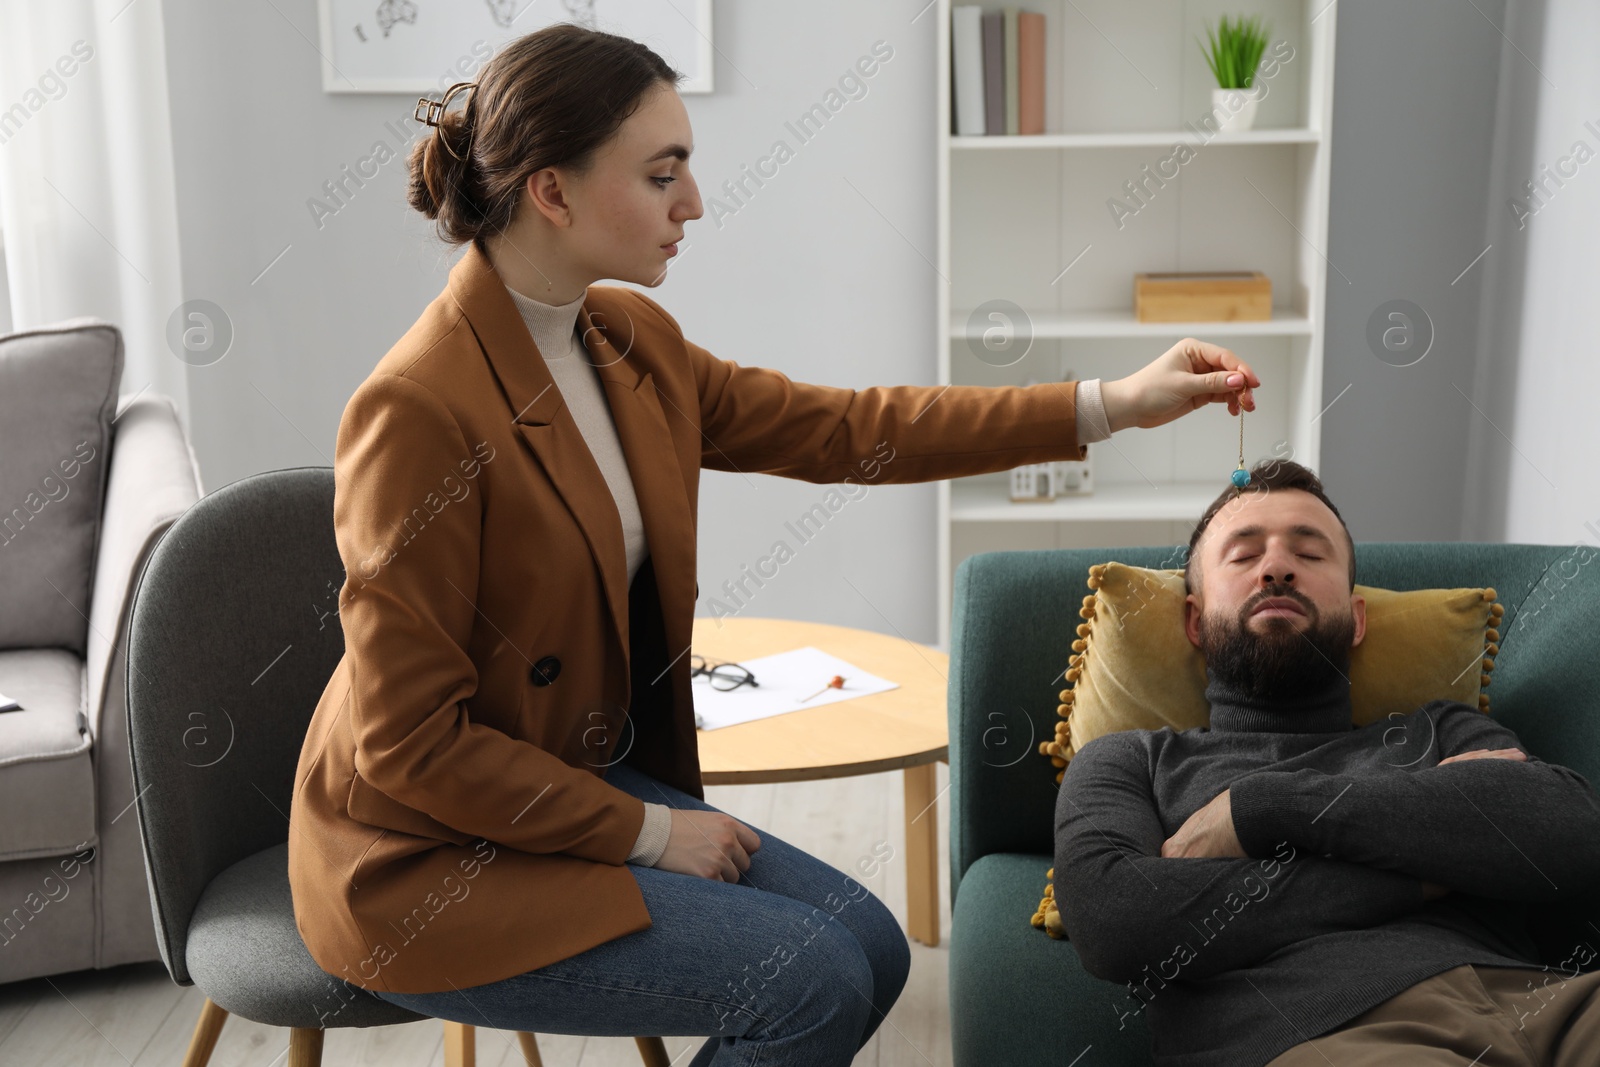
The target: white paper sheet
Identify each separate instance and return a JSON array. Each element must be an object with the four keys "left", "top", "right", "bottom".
[
  {"left": 0, "top": 692, "right": 20, "bottom": 713},
  {"left": 691, "top": 646, "right": 899, "bottom": 730}
]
